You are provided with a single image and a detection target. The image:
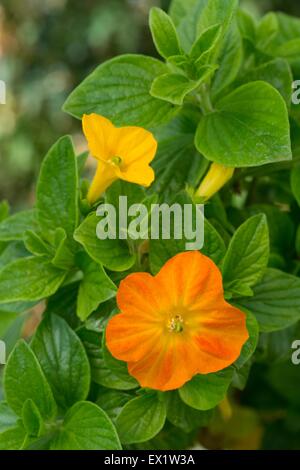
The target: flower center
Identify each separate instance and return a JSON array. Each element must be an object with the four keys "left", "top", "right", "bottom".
[
  {"left": 168, "top": 314, "right": 184, "bottom": 333},
  {"left": 110, "top": 156, "right": 123, "bottom": 167}
]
